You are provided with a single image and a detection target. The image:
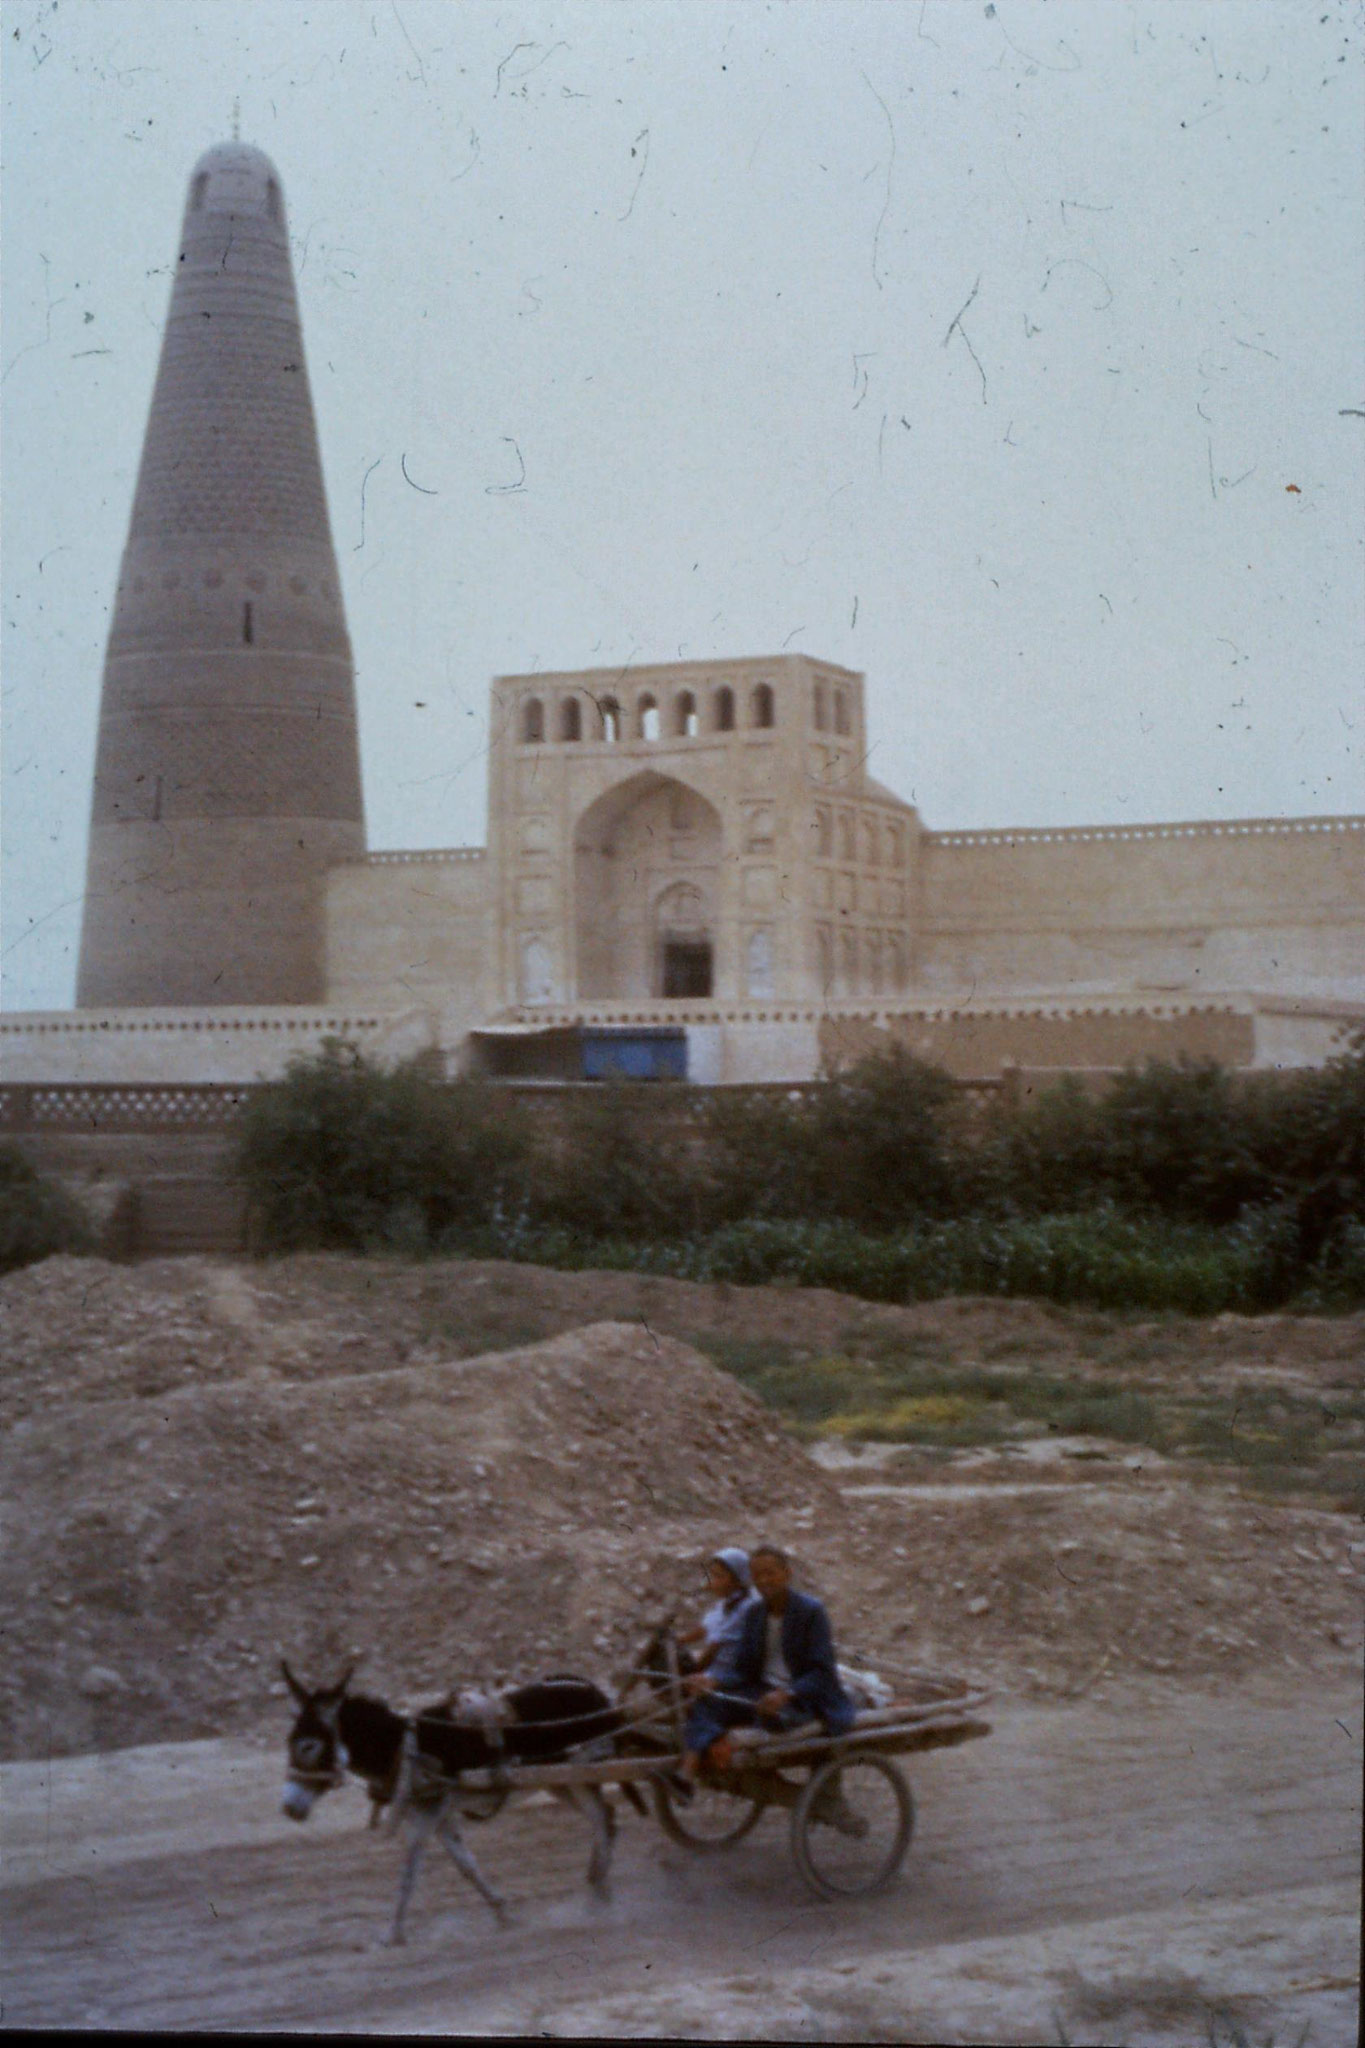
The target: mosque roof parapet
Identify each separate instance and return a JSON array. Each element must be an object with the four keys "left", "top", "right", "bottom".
[
  {"left": 929, "top": 814, "right": 1363, "bottom": 848},
  {"left": 490, "top": 992, "right": 1364, "bottom": 1028}
]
